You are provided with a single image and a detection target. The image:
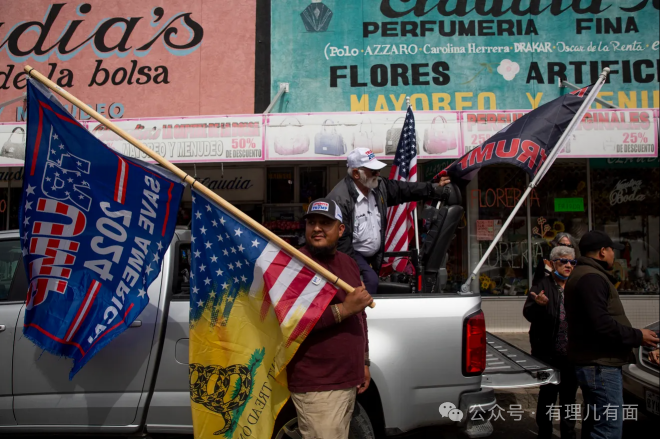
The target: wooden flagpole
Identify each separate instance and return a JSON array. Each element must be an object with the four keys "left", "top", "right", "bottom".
[{"left": 24, "top": 65, "right": 374, "bottom": 308}]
